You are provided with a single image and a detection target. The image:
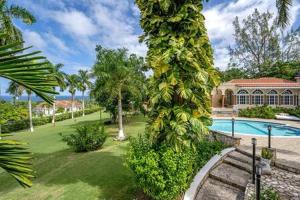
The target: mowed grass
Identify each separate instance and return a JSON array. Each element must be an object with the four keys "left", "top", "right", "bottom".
[{"left": 0, "top": 112, "right": 147, "bottom": 200}]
